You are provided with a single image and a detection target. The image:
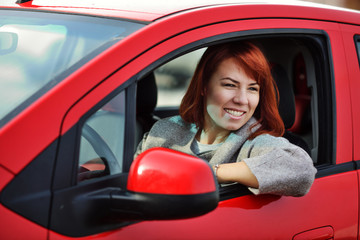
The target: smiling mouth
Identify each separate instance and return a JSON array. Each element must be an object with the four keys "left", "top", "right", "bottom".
[{"left": 225, "top": 108, "right": 245, "bottom": 117}]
